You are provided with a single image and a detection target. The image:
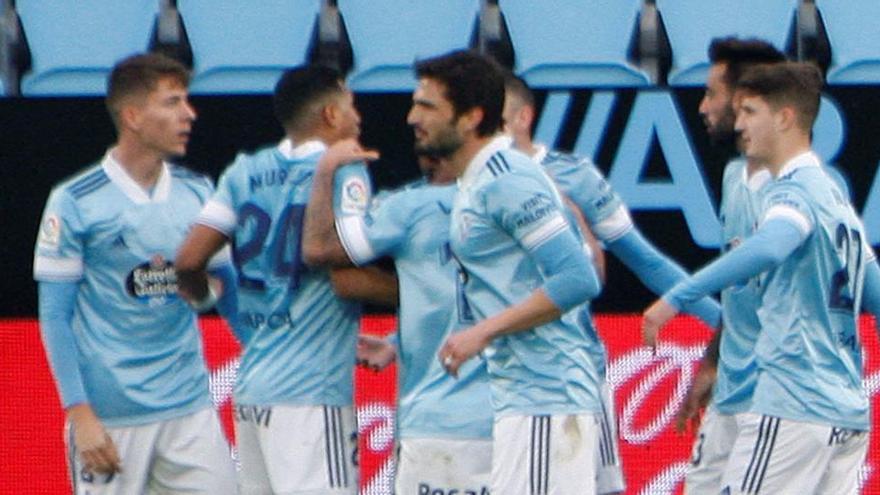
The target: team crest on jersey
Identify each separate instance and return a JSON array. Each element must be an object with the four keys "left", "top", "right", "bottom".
[
  {"left": 37, "top": 214, "right": 61, "bottom": 249},
  {"left": 340, "top": 177, "right": 368, "bottom": 215},
  {"left": 125, "top": 254, "right": 178, "bottom": 305}
]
